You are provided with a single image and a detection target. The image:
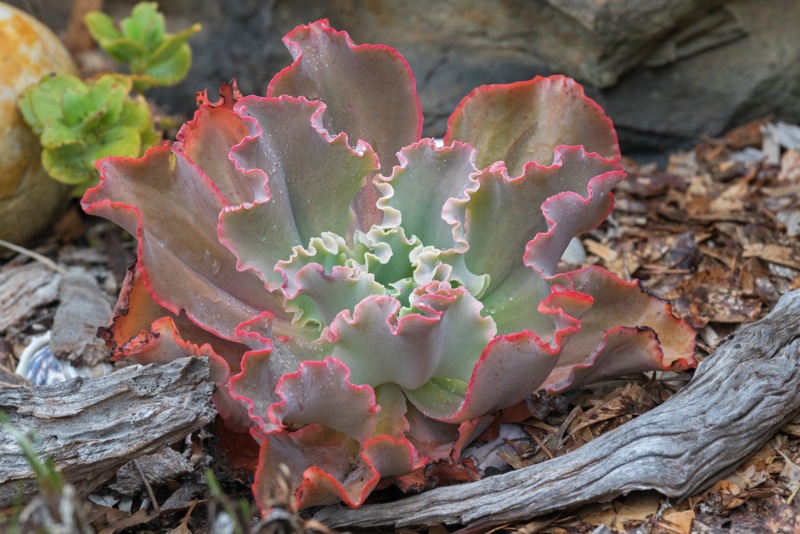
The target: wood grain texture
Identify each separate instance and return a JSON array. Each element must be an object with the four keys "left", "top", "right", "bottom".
[
  {"left": 0, "top": 357, "right": 215, "bottom": 507},
  {"left": 316, "top": 289, "right": 800, "bottom": 530}
]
